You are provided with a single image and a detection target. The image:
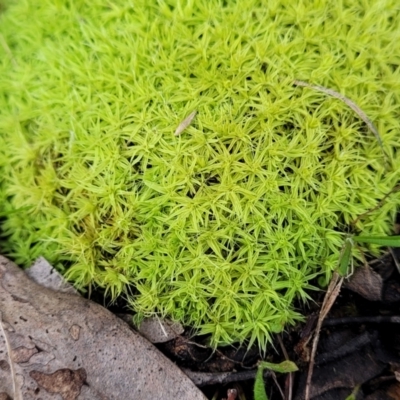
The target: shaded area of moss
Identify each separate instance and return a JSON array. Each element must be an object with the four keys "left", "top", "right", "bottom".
[{"left": 0, "top": 0, "right": 400, "bottom": 349}]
